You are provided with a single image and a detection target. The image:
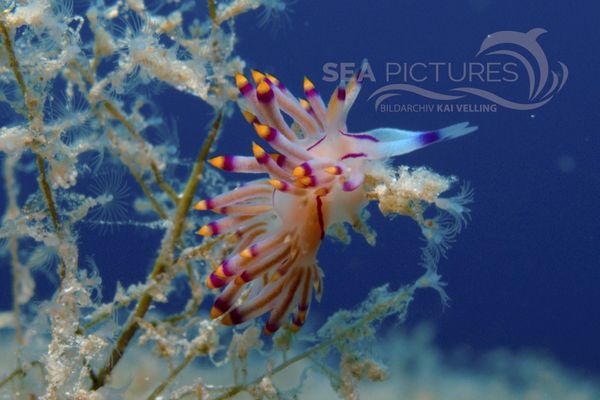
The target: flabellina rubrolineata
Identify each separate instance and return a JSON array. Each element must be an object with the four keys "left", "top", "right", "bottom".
[{"left": 195, "top": 64, "right": 477, "bottom": 335}]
